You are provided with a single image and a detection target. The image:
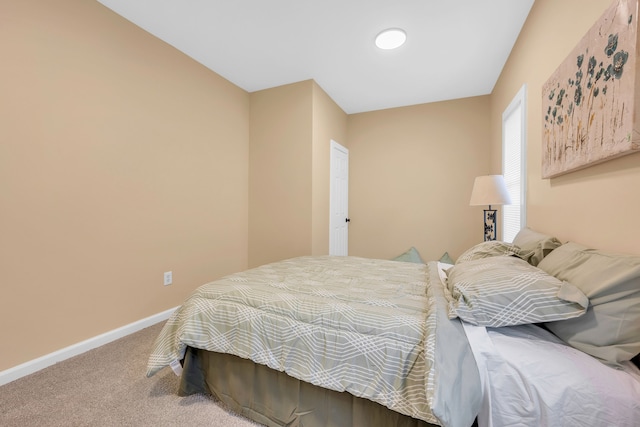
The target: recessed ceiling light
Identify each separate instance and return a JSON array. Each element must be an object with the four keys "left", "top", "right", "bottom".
[{"left": 375, "top": 28, "right": 406, "bottom": 50}]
